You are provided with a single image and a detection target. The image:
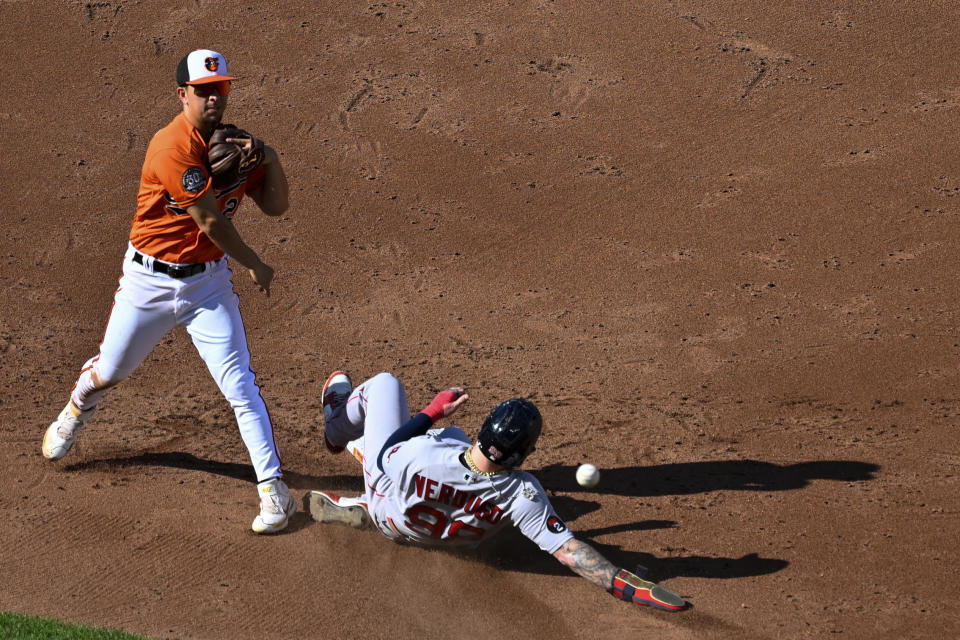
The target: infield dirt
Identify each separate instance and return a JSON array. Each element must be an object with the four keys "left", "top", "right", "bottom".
[{"left": 2, "top": 2, "right": 959, "bottom": 639}]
